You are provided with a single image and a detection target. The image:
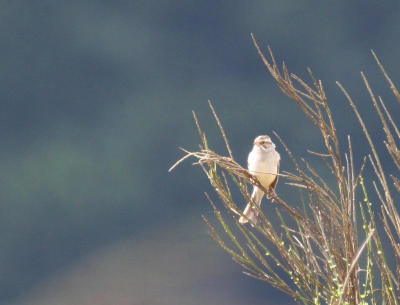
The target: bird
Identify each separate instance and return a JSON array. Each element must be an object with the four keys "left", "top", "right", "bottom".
[{"left": 239, "top": 135, "right": 280, "bottom": 225}]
